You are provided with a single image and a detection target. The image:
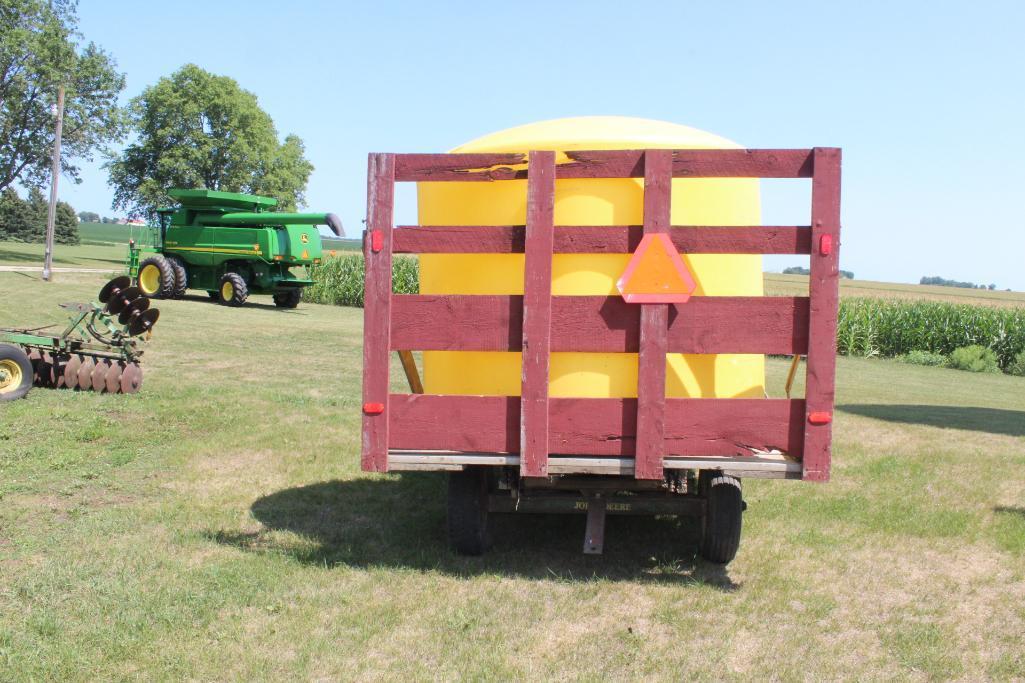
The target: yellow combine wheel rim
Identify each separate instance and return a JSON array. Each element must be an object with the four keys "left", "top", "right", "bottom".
[
  {"left": 221, "top": 280, "right": 234, "bottom": 301},
  {"left": 139, "top": 264, "right": 161, "bottom": 294},
  {"left": 0, "top": 358, "right": 23, "bottom": 394}
]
